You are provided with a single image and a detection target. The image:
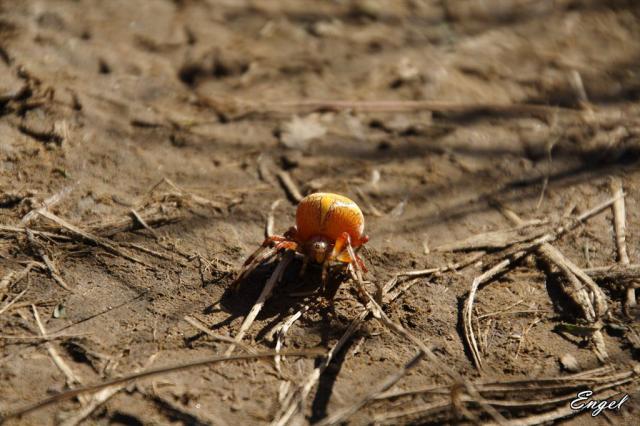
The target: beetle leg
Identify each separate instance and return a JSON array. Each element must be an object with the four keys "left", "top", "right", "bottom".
[
  {"left": 321, "top": 260, "right": 329, "bottom": 293},
  {"left": 329, "top": 232, "right": 351, "bottom": 262},
  {"left": 298, "top": 255, "right": 309, "bottom": 277},
  {"left": 329, "top": 232, "right": 368, "bottom": 273},
  {"left": 242, "top": 236, "right": 293, "bottom": 267}
]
